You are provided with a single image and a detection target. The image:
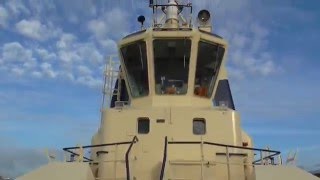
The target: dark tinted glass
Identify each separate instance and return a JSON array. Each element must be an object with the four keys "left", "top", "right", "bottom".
[
  {"left": 193, "top": 118, "right": 206, "bottom": 135},
  {"left": 213, "top": 80, "right": 235, "bottom": 110},
  {"left": 194, "top": 41, "right": 225, "bottom": 97},
  {"left": 121, "top": 41, "right": 149, "bottom": 97},
  {"left": 154, "top": 39, "right": 191, "bottom": 95},
  {"left": 138, "top": 118, "right": 150, "bottom": 134}
]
